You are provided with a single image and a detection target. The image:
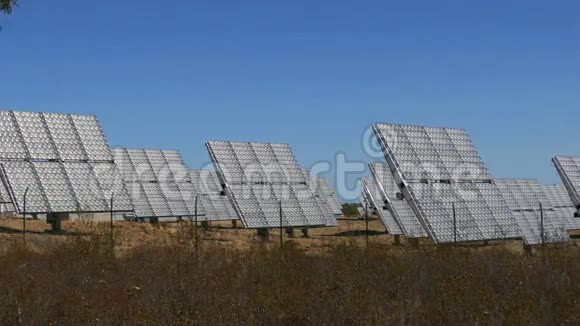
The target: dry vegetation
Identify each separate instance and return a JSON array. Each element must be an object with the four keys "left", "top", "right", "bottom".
[{"left": 1, "top": 217, "right": 580, "bottom": 324}]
